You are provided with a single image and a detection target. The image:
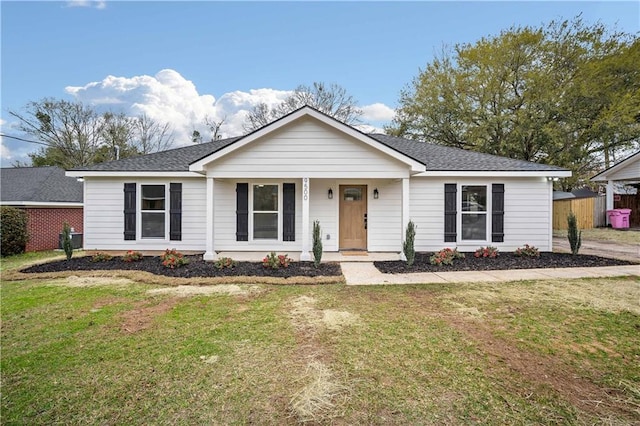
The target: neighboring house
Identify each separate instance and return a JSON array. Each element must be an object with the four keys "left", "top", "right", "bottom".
[
  {"left": 1, "top": 166, "right": 83, "bottom": 251},
  {"left": 591, "top": 151, "right": 640, "bottom": 226},
  {"left": 67, "top": 106, "right": 570, "bottom": 259}
]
